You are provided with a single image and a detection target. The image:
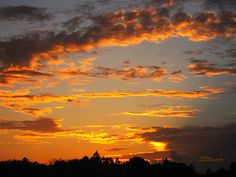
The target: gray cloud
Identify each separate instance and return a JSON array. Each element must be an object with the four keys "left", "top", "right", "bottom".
[
  {"left": 62, "top": 16, "right": 87, "bottom": 31},
  {"left": 225, "top": 48, "right": 236, "bottom": 58},
  {"left": 138, "top": 124, "right": 236, "bottom": 168},
  {"left": 184, "top": 50, "right": 203, "bottom": 55},
  {"left": 0, "top": 6, "right": 51, "bottom": 21},
  {"left": 204, "top": 0, "right": 236, "bottom": 11},
  {"left": 0, "top": 7, "right": 235, "bottom": 69},
  {"left": 0, "top": 118, "right": 63, "bottom": 133}
]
